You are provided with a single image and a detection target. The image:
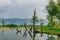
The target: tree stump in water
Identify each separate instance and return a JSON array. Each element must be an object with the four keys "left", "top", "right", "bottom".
[{"left": 16, "top": 28, "right": 21, "bottom": 34}]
